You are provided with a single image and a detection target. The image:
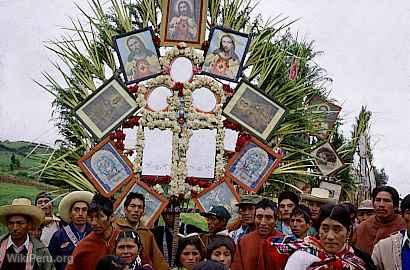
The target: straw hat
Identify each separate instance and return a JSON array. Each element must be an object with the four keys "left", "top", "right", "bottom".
[
  {"left": 301, "top": 188, "right": 336, "bottom": 204},
  {"left": 0, "top": 198, "right": 45, "bottom": 227},
  {"left": 58, "top": 191, "right": 94, "bottom": 223}
]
